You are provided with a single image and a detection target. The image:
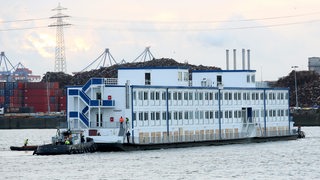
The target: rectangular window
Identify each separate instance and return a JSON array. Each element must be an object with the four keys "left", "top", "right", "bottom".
[
  {"left": 189, "top": 111, "right": 194, "bottom": 120},
  {"left": 199, "top": 92, "right": 203, "bottom": 100},
  {"left": 168, "top": 92, "right": 171, "bottom": 100},
  {"left": 225, "top": 111, "right": 228, "bottom": 118},
  {"left": 162, "top": 92, "right": 166, "bottom": 100},
  {"left": 184, "top": 92, "right": 188, "bottom": 100},
  {"left": 189, "top": 92, "right": 193, "bottom": 100},
  {"left": 184, "top": 72, "right": 189, "bottom": 81},
  {"left": 195, "top": 111, "right": 199, "bottom": 119},
  {"left": 173, "top": 92, "right": 177, "bottom": 100},
  {"left": 133, "top": 112, "right": 136, "bottom": 121},
  {"left": 200, "top": 111, "right": 204, "bottom": 119},
  {"left": 144, "top": 112, "right": 148, "bottom": 121},
  {"left": 234, "top": 92, "right": 237, "bottom": 100},
  {"left": 178, "top": 92, "right": 182, "bottom": 100},
  {"left": 145, "top": 73, "right": 151, "bottom": 85},
  {"left": 155, "top": 92, "right": 160, "bottom": 100},
  {"left": 150, "top": 91, "right": 155, "bottom": 100},
  {"left": 179, "top": 111, "right": 183, "bottom": 120},
  {"left": 195, "top": 92, "right": 199, "bottom": 100},
  {"left": 247, "top": 75, "right": 250, "bottom": 82},
  {"left": 144, "top": 91, "right": 148, "bottom": 100},
  {"left": 156, "top": 112, "right": 160, "bottom": 120},
  {"left": 139, "top": 112, "right": 143, "bottom": 120},
  {"left": 251, "top": 75, "right": 255, "bottom": 82},
  {"left": 133, "top": 91, "right": 137, "bottom": 100},
  {"left": 184, "top": 111, "right": 189, "bottom": 119},
  {"left": 210, "top": 111, "right": 214, "bottom": 119},
  {"left": 217, "top": 75, "right": 222, "bottom": 85},
  {"left": 205, "top": 111, "right": 209, "bottom": 119},
  {"left": 151, "top": 112, "right": 155, "bottom": 120},
  {"left": 174, "top": 112, "right": 178, "bottom": 120},
  {"left": 215, "top": 111, "right": 219, "bottom": 119},
  {"left": 178, "top": 72, "right": 183, "bottom": 81},
  {"left": 162, "top": 112, "right": 166, "bottom": 120},
  {"left": 138, "top": 91, "right": 143, "bottom": 100},
  {"left": 224, "top": 92, "right": 228, "bottom": 100}
]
